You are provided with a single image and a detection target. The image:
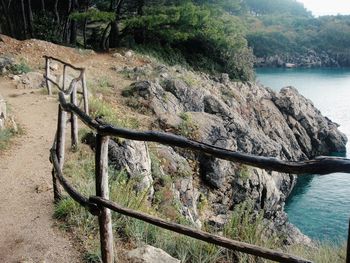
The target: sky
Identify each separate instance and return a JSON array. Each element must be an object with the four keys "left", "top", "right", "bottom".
[{"left": 298, "top": 0, "right": 350, "bottom": 16}]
